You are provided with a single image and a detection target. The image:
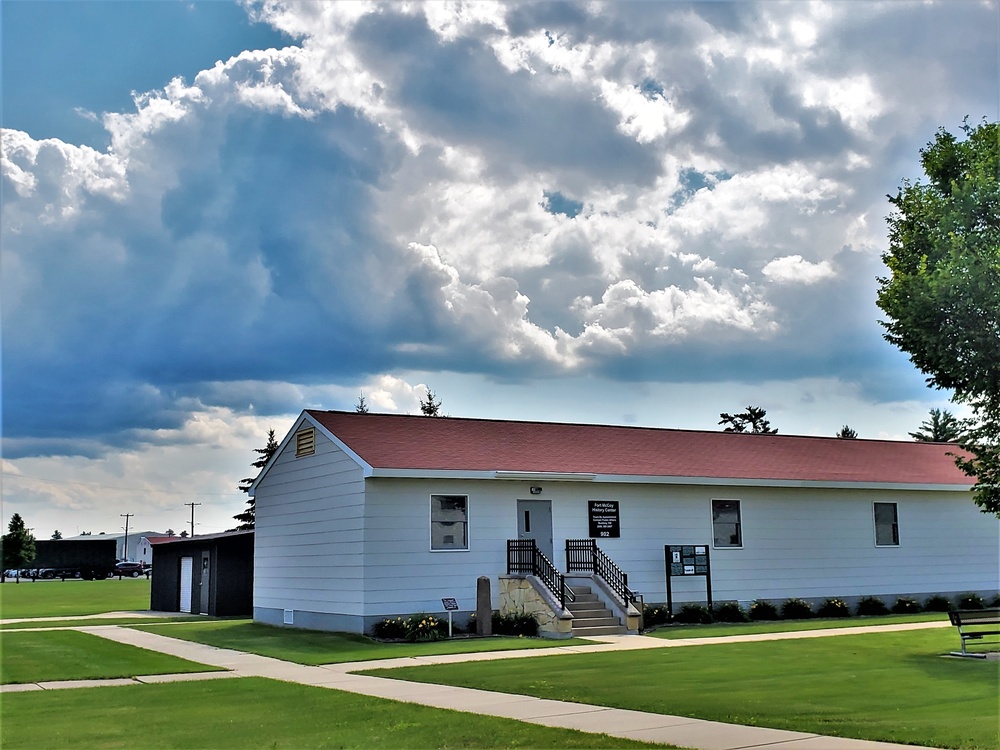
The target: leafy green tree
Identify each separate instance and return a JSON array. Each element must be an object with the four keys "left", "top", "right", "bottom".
[
  {"left": 2, "top": 513, "right": 36, "bottom": 577},
  {"left": 420, "top": 388, "right": 443, "bottom": 417},
  {"left": 719, "top": 406, "right": 777, "bottom": 434},
  {"left": 909, "top": 408, "right": 967, "bottom": 442},
  {"left": 837, "top": 426, "right": 858, "bottom": 439},
  {"left": 233, "top": 428, "right": 279, "bottom": 530},
  {"left": 50, "top": 530, "right": 62, "bottom": 540},
  {"left": 877, "top": 120, "right": 1000, "bottom": 514}
]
